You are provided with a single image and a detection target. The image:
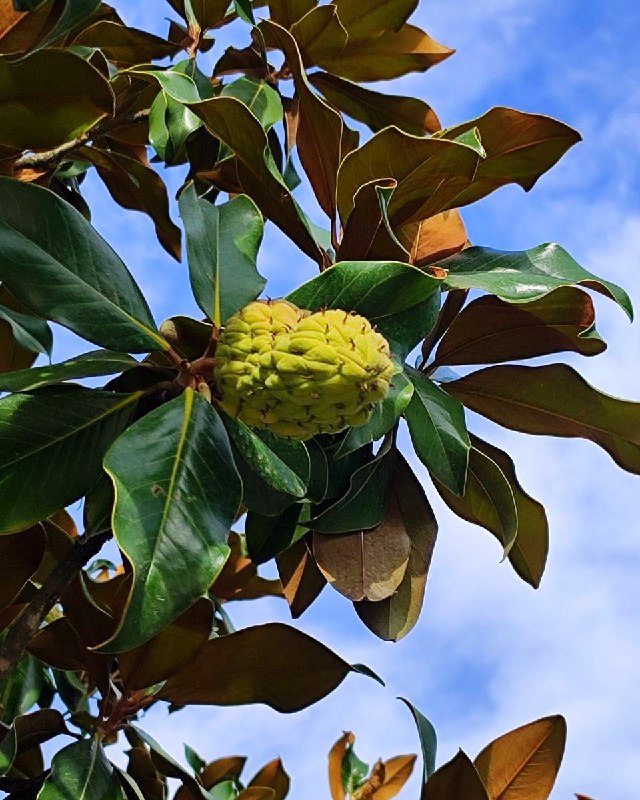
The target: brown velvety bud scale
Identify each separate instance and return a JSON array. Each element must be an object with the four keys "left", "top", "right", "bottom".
[{"left": 214, "top": 300, "right": 394, "bottom": 439}]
